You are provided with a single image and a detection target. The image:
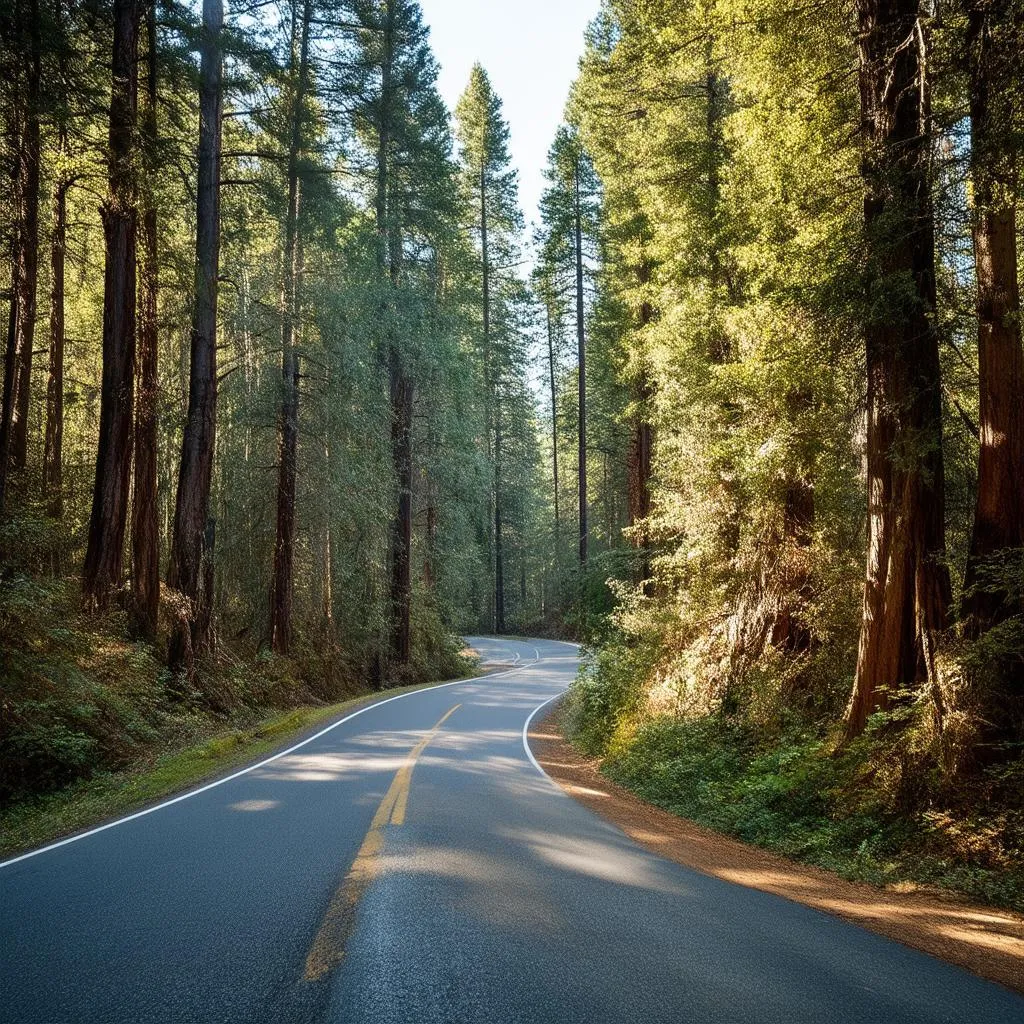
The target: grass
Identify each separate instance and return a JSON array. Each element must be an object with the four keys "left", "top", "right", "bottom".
[
  {"left": 0, "top": 677, "right": 464, "bottom": 859},
  {"left": 578, "top": 712, "right": 1024, "bottom": 912}
]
